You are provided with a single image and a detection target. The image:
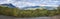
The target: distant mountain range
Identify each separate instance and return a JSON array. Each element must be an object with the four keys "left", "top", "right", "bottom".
[
  {"left": 0, "top": 4, "right": 58, "bottom": 10},
  {"left": 0, "top": 3, "right": 16, "bottom": 8},
  {"left": 22, "top": 6, "right": 57, "bottom": 10}
]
